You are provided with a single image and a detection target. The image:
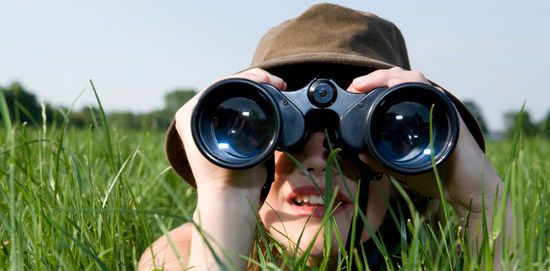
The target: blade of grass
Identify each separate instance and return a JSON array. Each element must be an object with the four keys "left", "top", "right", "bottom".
[
  {"left": 89, "top": 80, "right": 119, "bottom": 170},
  {"left": 102, "top": 149, "right": 139, "bottom": 207},
  {"left": 0, "top": 88, "right": 13, "bottom": 131}
]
